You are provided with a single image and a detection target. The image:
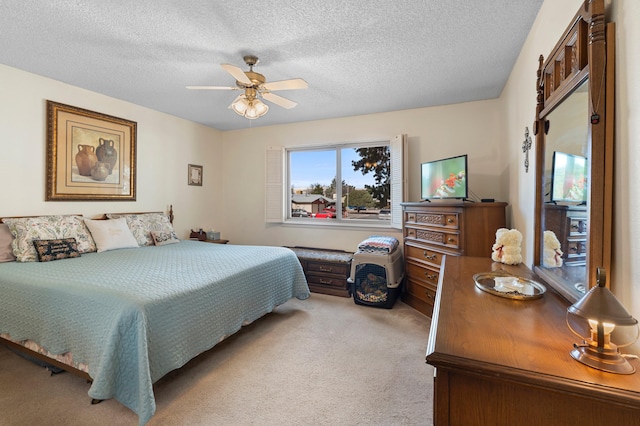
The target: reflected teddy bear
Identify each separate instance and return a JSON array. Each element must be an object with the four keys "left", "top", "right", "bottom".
[
  {"left": 543, "top": 230, "right": 563, "bottom": 267},
  {"left": 491, "top": 228, "right": 523, "bottom": 265}
]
